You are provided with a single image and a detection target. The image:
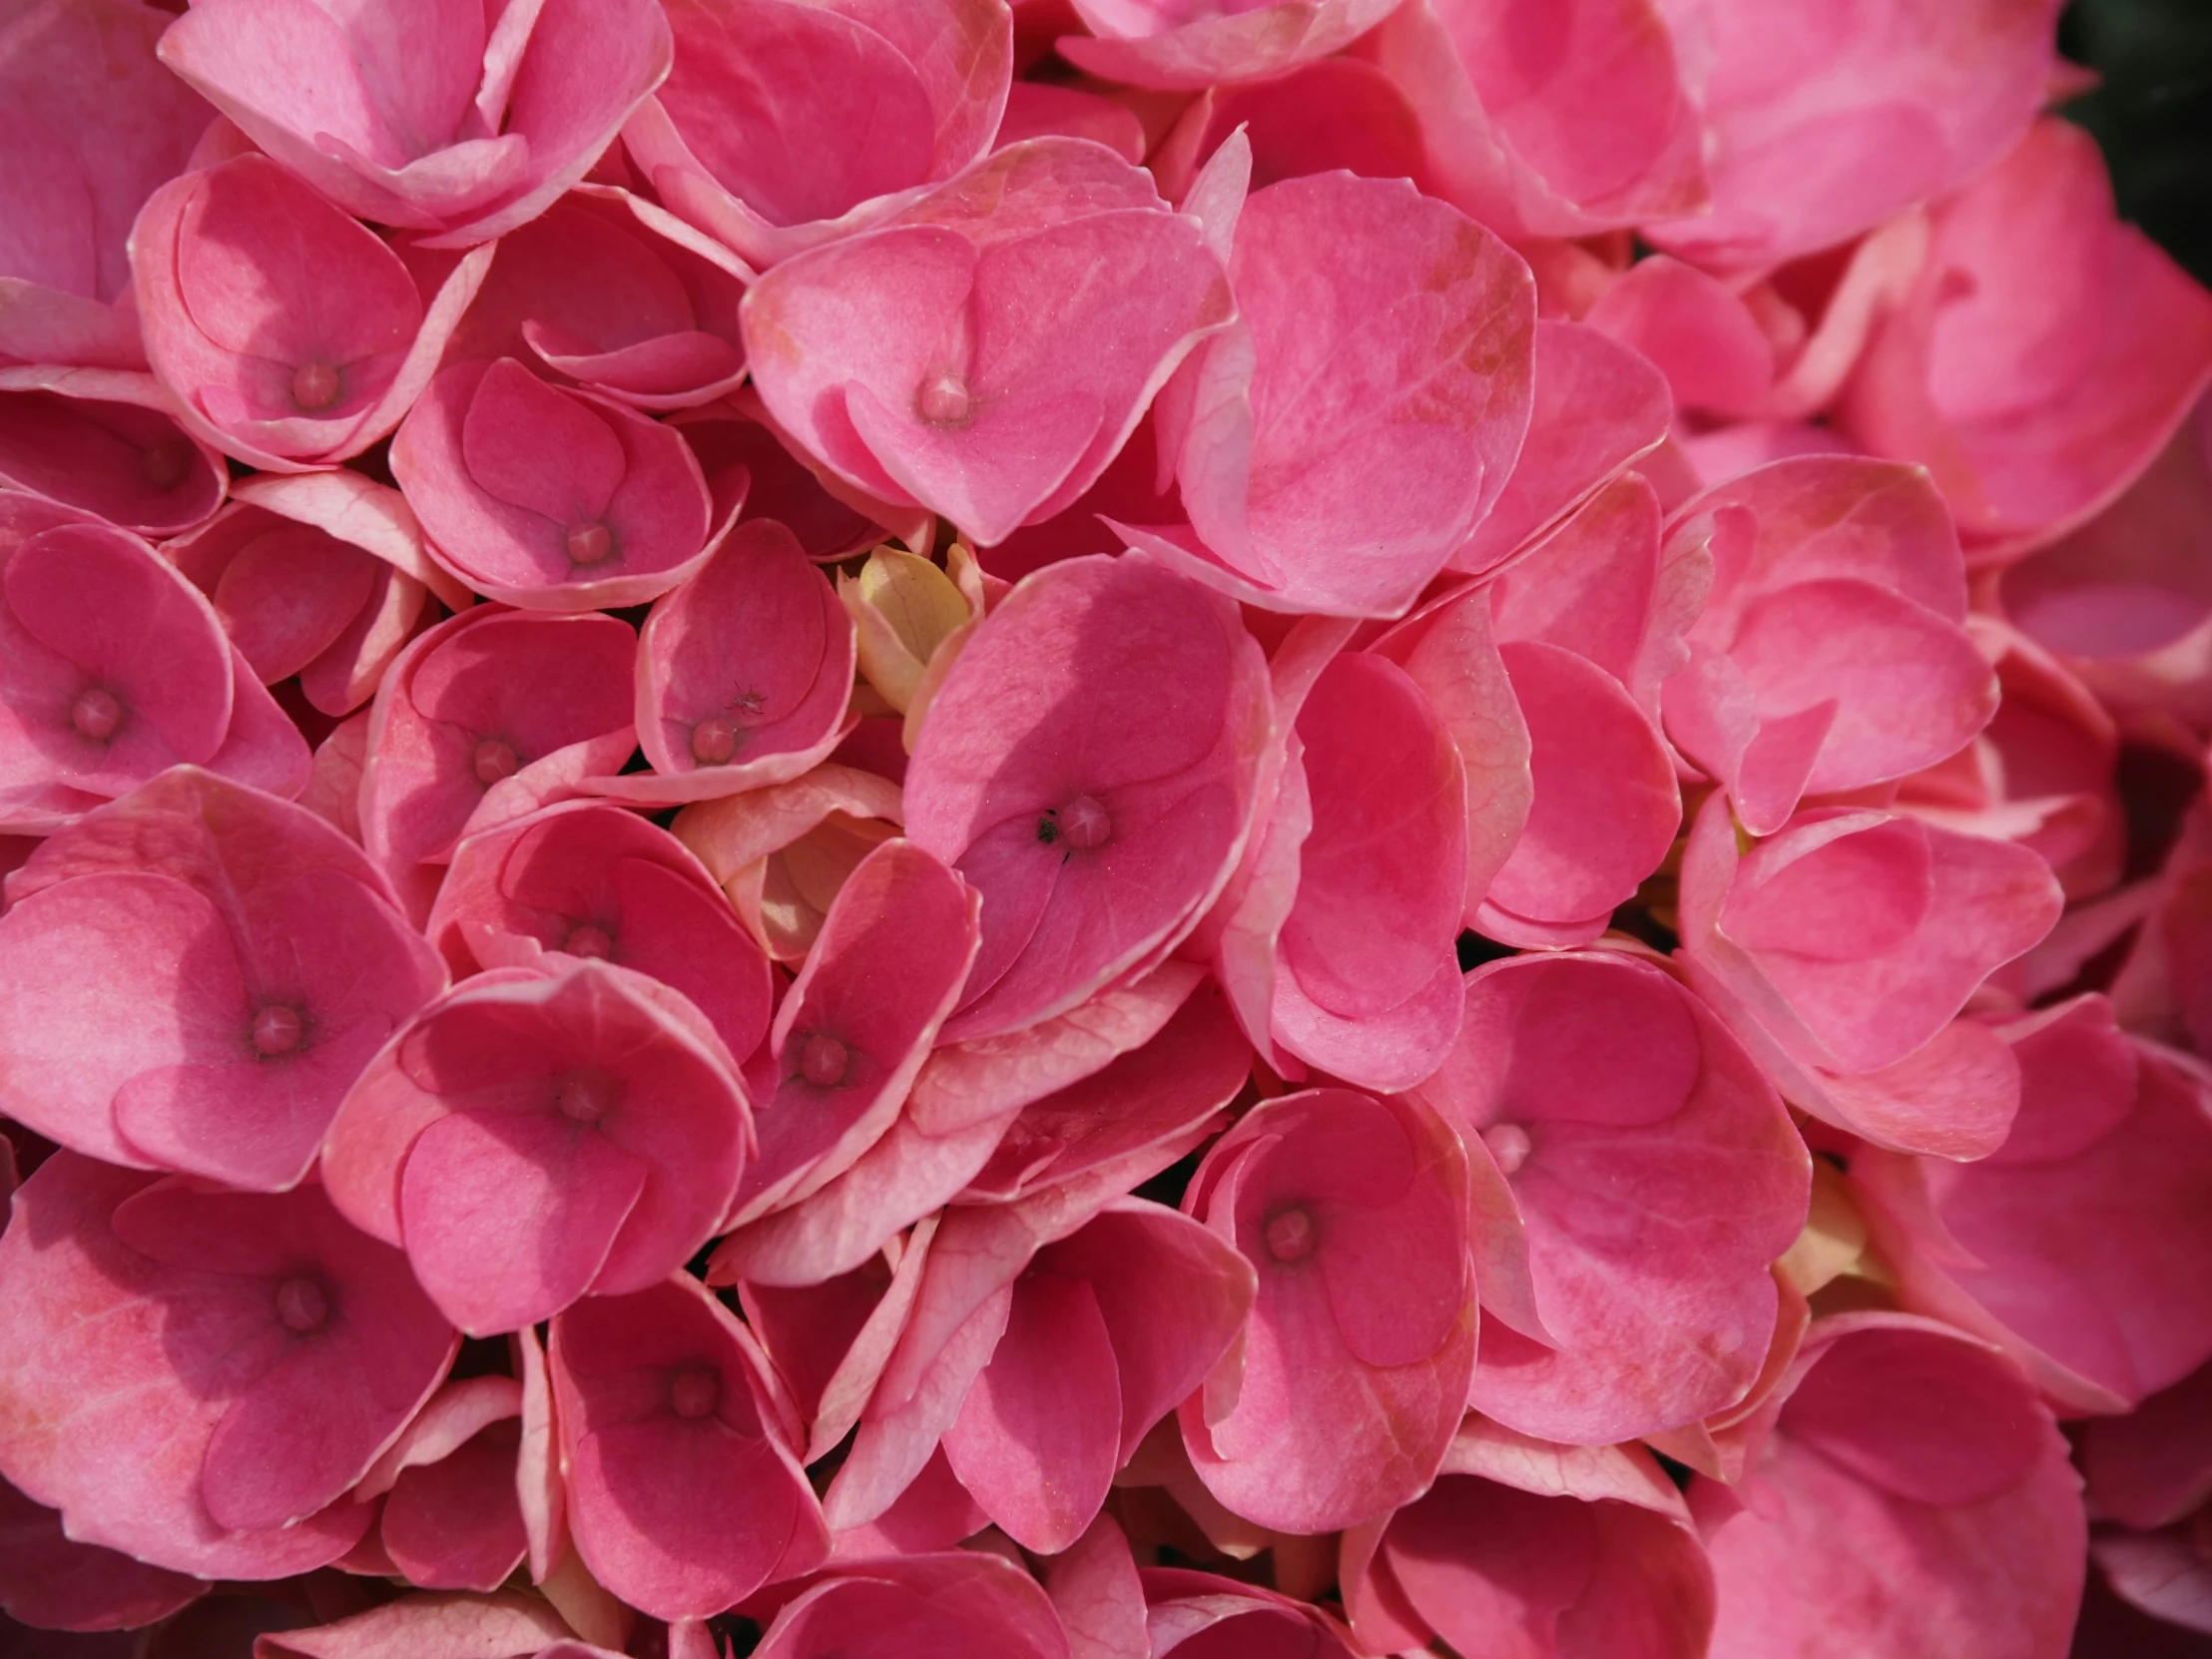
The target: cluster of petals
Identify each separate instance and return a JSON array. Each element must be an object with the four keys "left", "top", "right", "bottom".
[{"left": 6, "top": 0, "right": 2212, "bottom": 1656}]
